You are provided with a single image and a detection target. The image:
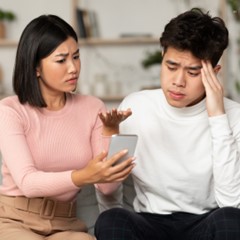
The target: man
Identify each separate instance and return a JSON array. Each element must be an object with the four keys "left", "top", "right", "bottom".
[{"left": 95, "top": 8, "right": 240, "bottom": 240}]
